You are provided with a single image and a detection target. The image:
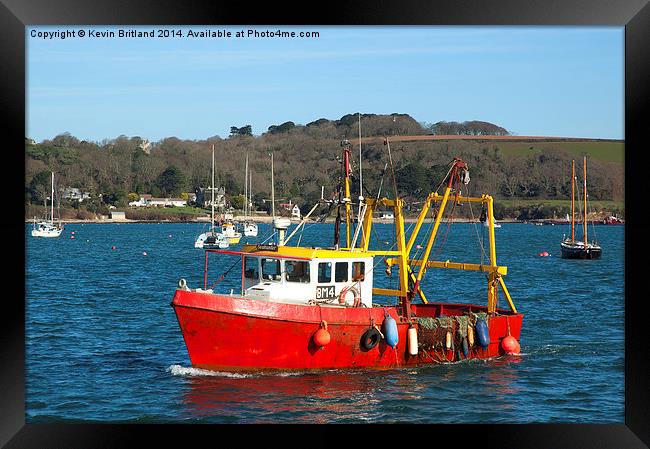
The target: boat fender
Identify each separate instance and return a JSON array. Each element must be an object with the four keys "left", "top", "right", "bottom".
[
  {"left": 462, "top": 337, "right": 469, "bottom": 358},
  {"left": 501, "top": 335, "right": 519, "bottom": 355},
  {"left": 467, "top": 323, "right": 475, "bottom": 347},
  {"left": 383, "top": 315, "right": 399, "bottom": 348},
  {"left": 476, "top": 319, "right": 490, "bottom": 349},
  {"left": 407, "top": 325, "right": 418, "bottom": 356},
  {"left": 445, "top": 331, "right": 452, "bottom": 349},
  {"left": 313, "top": 321, "right": 331, "bottom": 348},
  {"left": 360, "top": 327, "right": 381, "bottom": 351}
]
